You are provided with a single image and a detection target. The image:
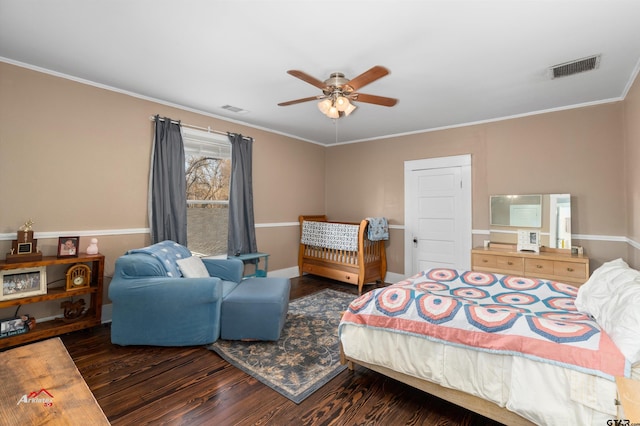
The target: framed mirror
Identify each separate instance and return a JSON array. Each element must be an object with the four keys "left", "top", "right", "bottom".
[
  {"left": 490, "top": 195, "right": 542, "bottom": 228},
  {"left": 489, "top": 193, "right": 571, "bottom": 249}
]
